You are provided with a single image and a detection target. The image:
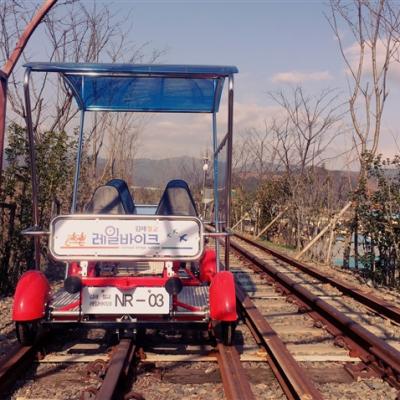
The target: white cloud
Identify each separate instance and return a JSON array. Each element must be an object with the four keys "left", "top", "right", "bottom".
[
  {"left": 271, "top": 70, "right": 333, "bottom": 84},
  {"left": 140, "top": 101, "right": 281, "bottom": 159}
]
